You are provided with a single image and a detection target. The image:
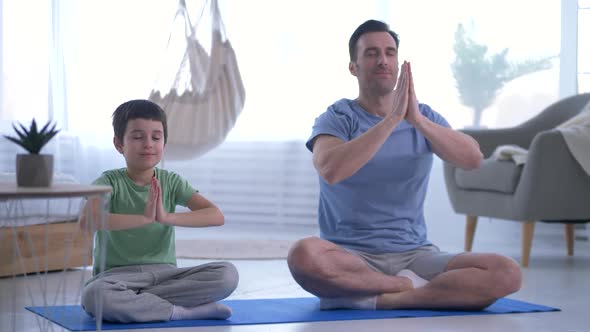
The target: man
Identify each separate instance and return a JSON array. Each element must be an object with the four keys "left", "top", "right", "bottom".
[{"left": 287, "top": 20, "right": 521, "bottom": 311}]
